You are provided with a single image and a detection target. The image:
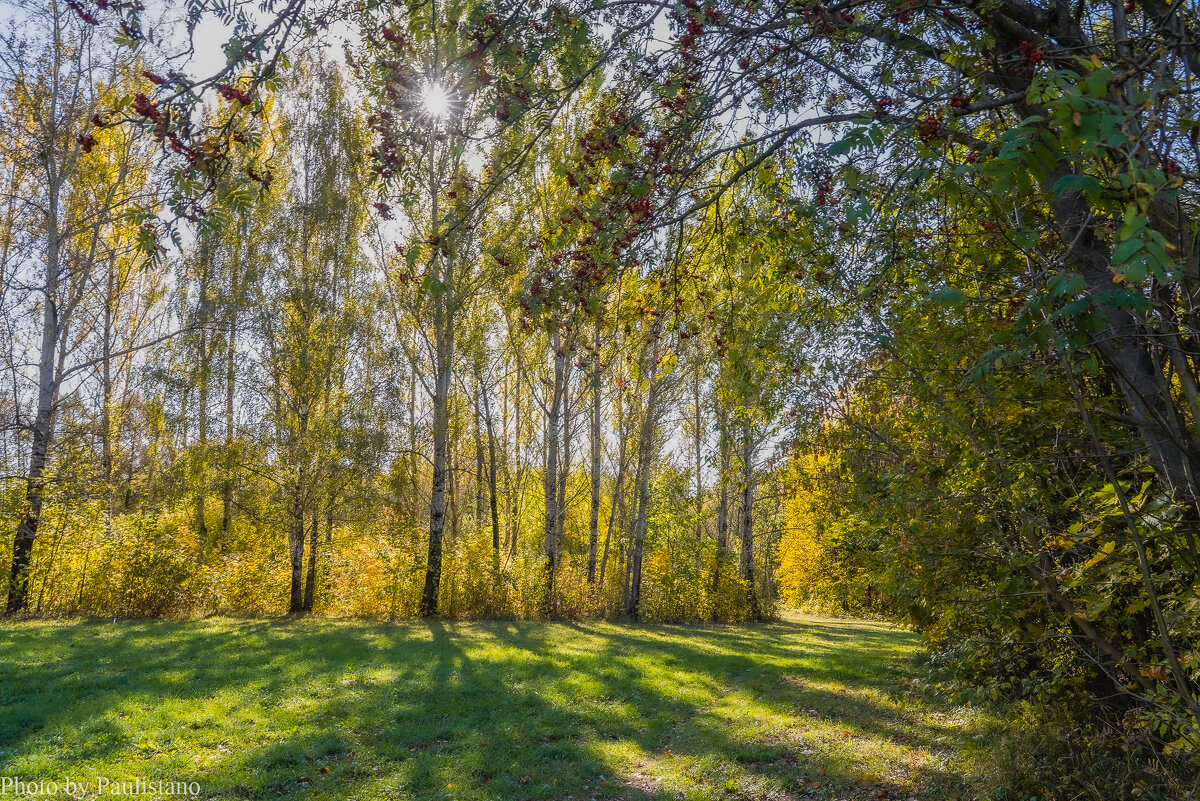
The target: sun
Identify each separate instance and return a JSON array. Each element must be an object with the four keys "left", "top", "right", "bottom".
[{"left": 422, "top": 82, "right": 450, "bottom": 119}]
